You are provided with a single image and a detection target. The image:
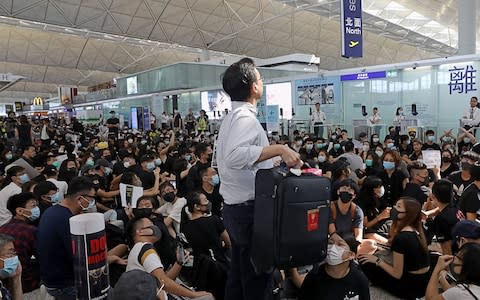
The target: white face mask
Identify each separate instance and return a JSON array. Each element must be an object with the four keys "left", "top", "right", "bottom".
[
  {"left": 325, "top": 244, "right": 349, "bottom": 266},
  {"left": 377, "top": 186, "right": 385, "bottom": 198}
]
